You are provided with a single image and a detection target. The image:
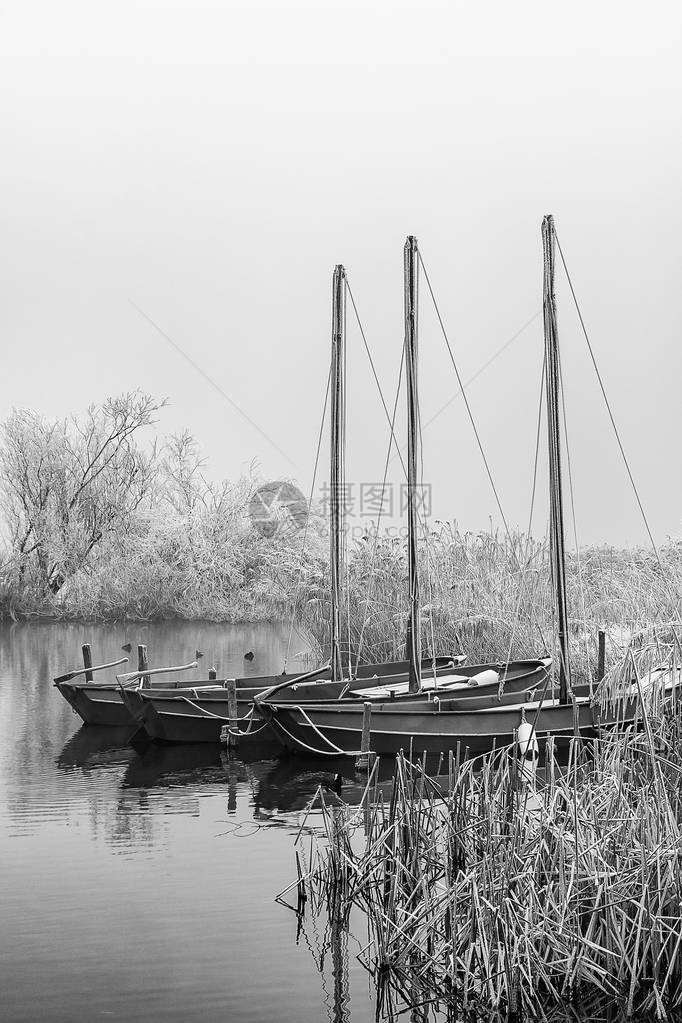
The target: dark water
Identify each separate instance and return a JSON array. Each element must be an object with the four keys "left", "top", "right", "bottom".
[{"left": 0, "top": 621, "right": 376, "bottom": 1023}]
